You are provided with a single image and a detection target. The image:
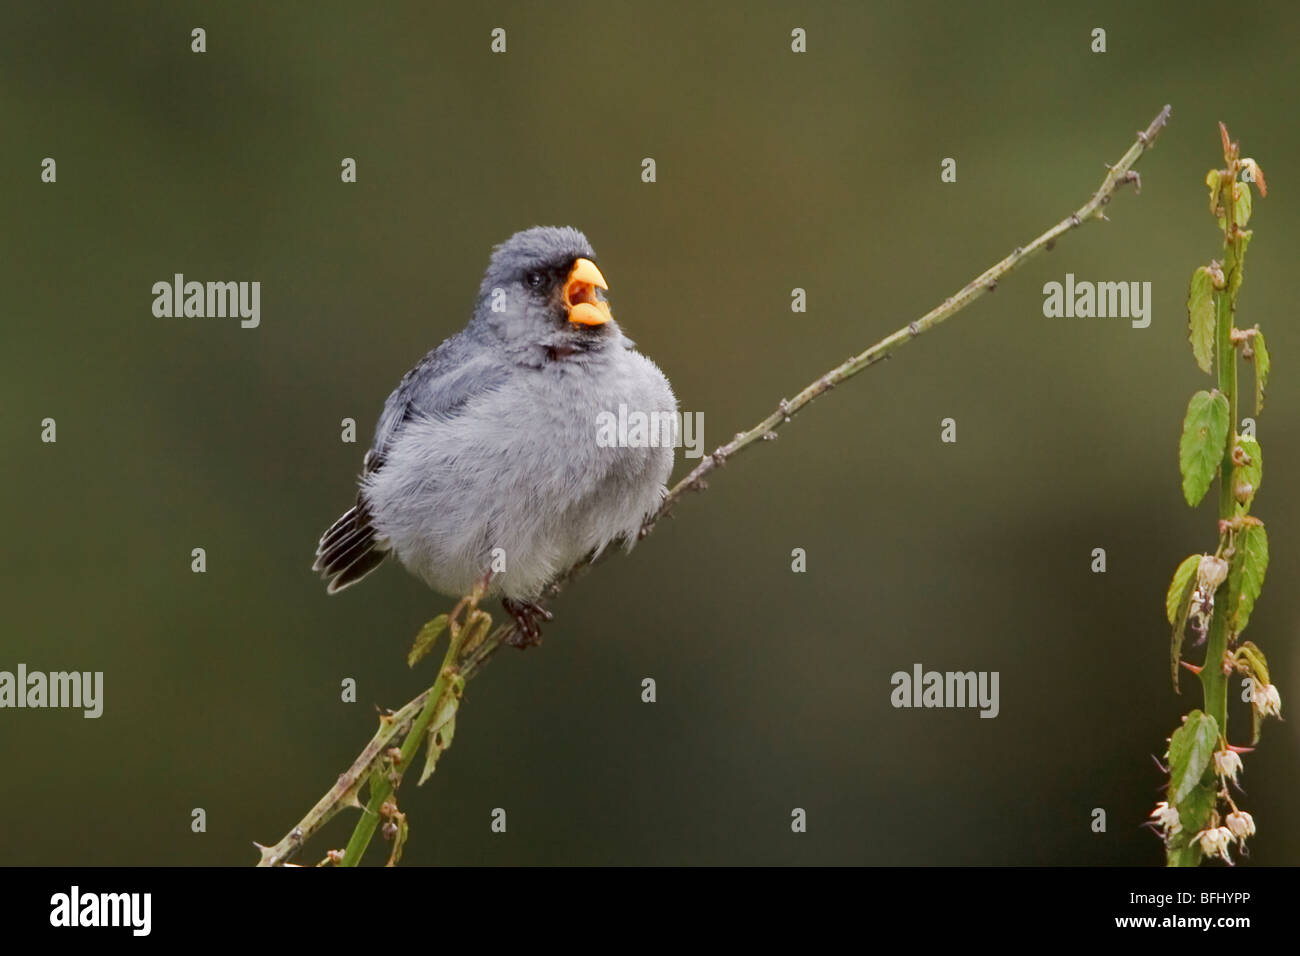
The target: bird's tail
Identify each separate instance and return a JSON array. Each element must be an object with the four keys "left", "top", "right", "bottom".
[{"left": 313, "top": 502, "right": 389, "bottom": 593}]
